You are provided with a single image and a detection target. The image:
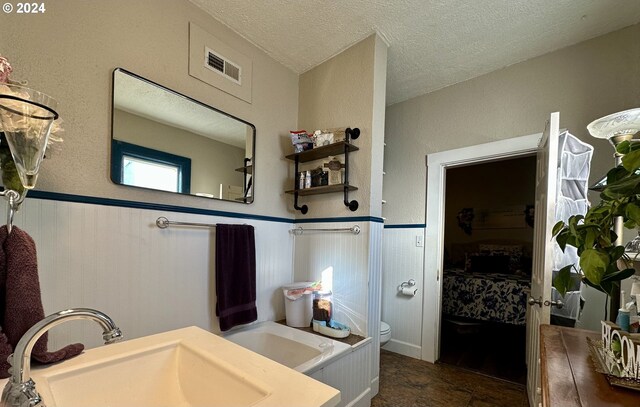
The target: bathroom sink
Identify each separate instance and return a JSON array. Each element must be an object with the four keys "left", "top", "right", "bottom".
[{"left": 19, "top": 326, "right": 339, "bottom": 407}]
